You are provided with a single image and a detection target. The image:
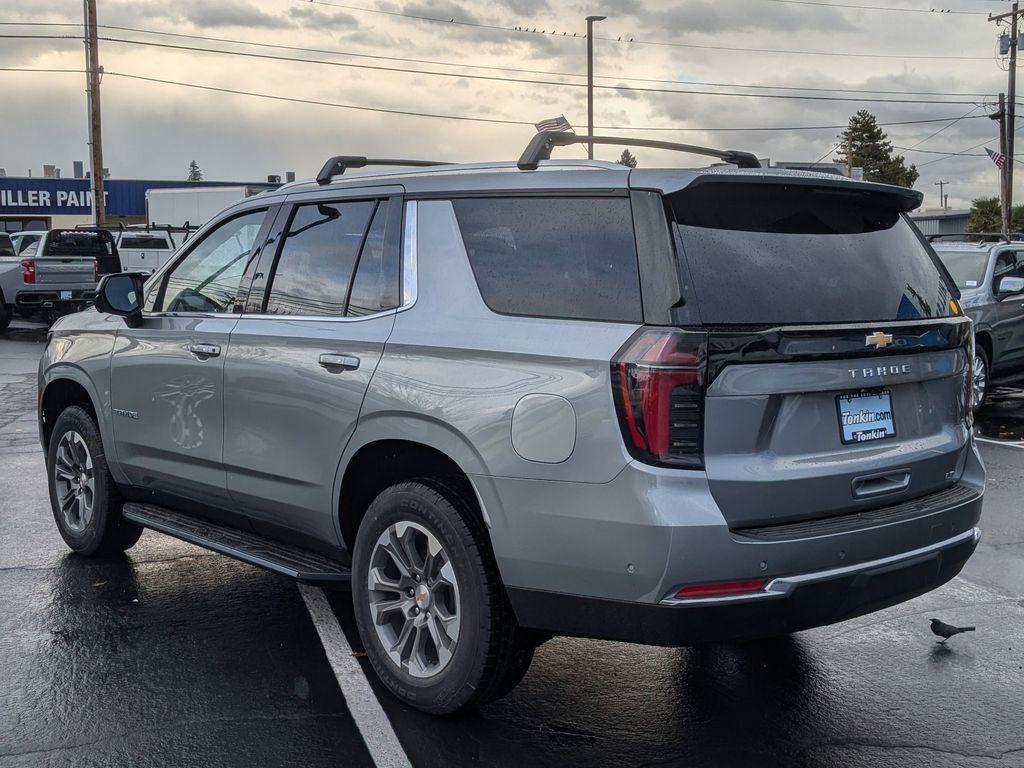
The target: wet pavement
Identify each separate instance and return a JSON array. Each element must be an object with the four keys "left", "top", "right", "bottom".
[{"left": 2, "top": 317, "right": 1024, "bottom": 767}]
